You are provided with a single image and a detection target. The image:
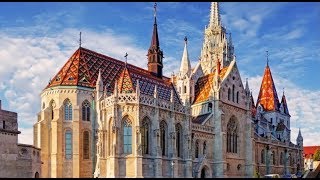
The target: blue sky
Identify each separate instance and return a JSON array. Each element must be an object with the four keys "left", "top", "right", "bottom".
[{"left": 0, "top": 2, "right": 319, "bottom": 146}]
